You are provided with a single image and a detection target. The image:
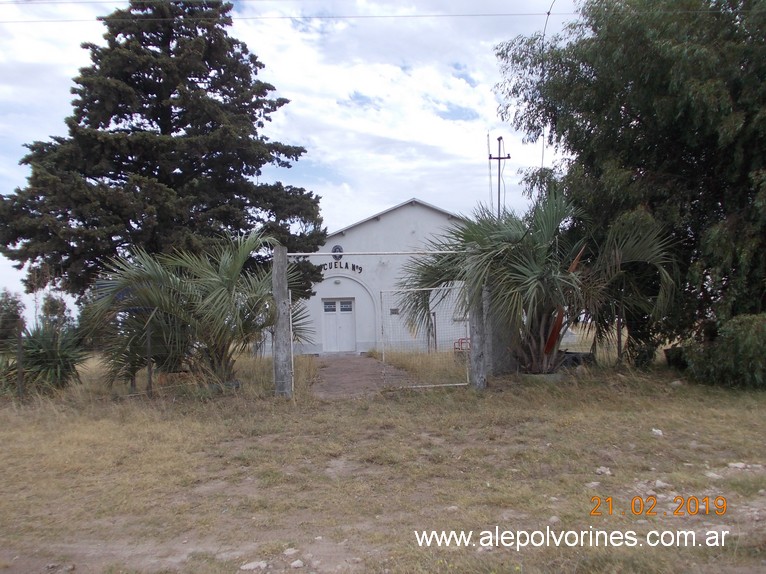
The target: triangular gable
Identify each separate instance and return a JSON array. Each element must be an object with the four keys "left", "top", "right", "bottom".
[{"left": 327, "top": 198, "right": 463, "bottom": 239}]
